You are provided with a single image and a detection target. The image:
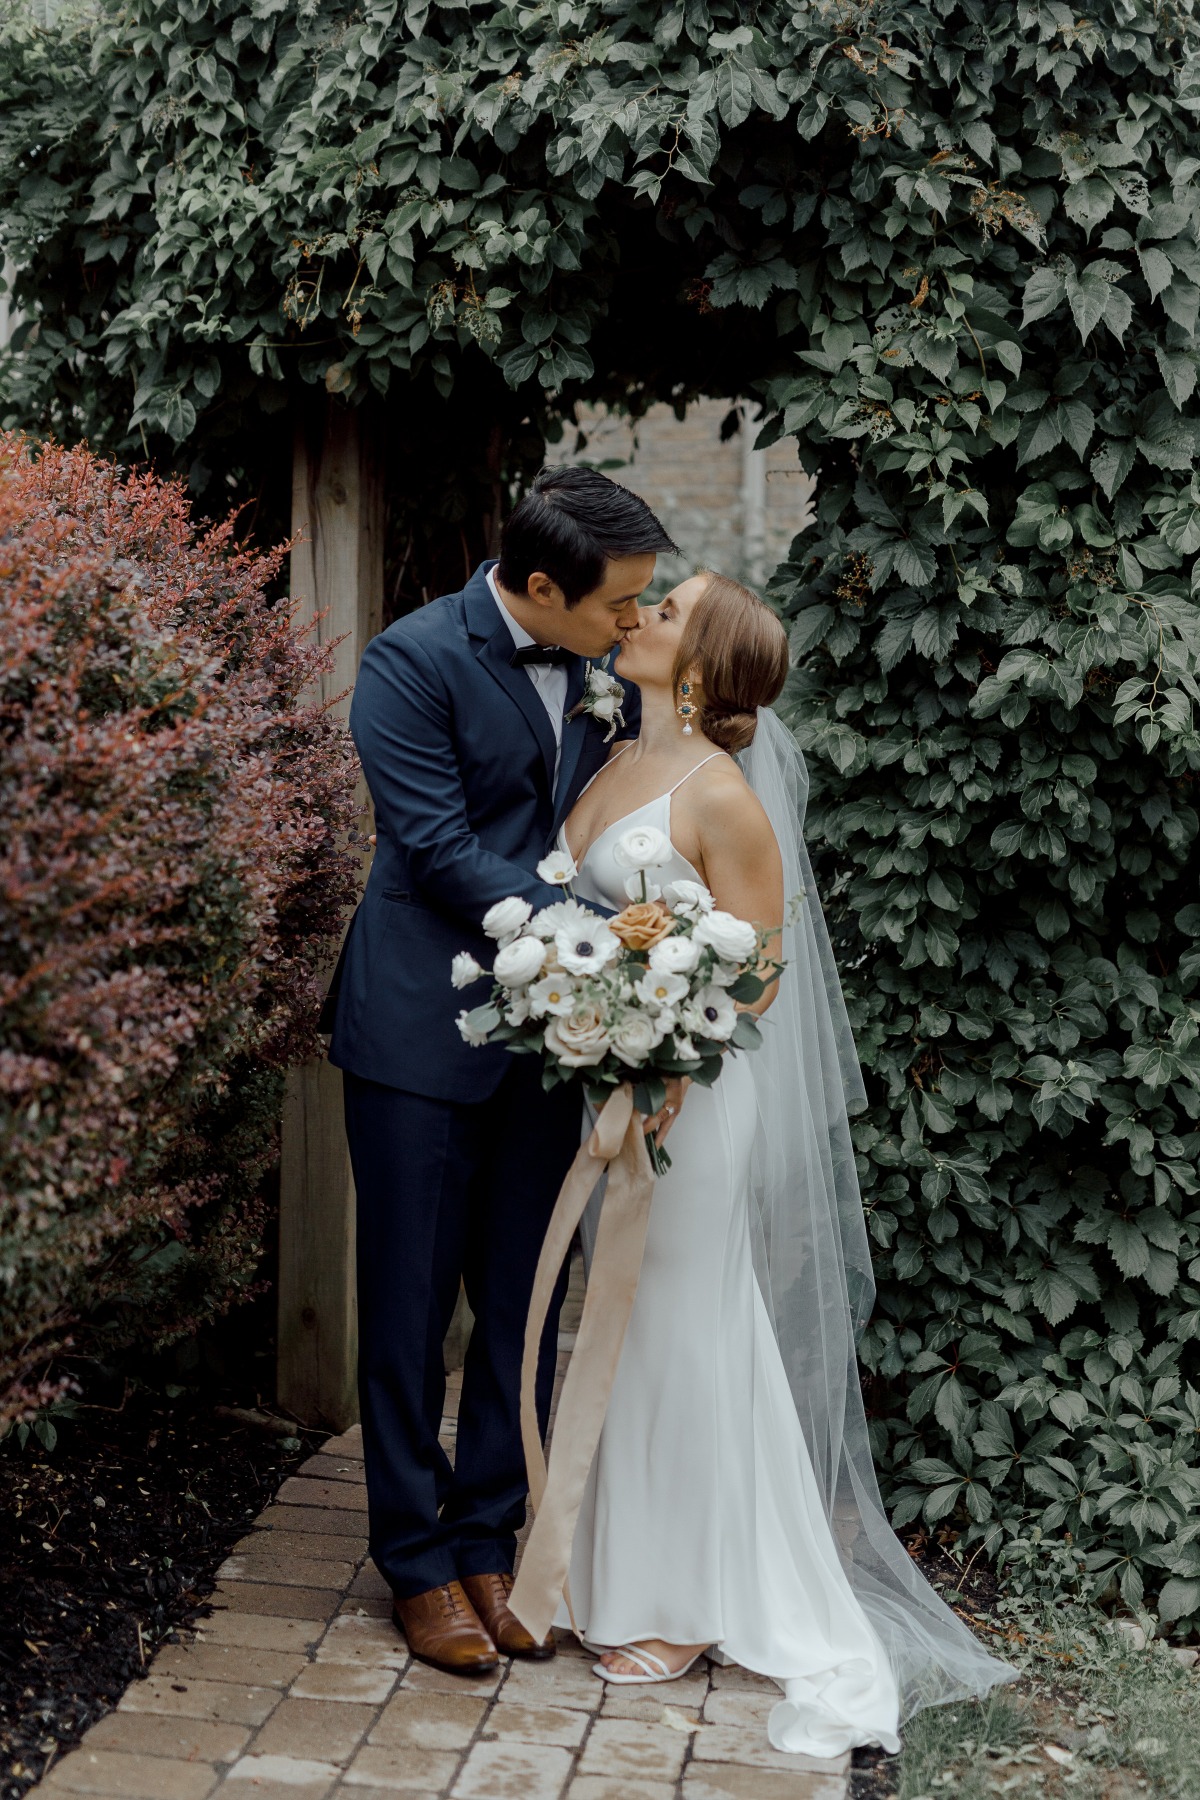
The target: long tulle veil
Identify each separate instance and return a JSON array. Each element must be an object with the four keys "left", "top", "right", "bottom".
[{"left": 739, "top": 707, "right": 1016, "bottom": 1718}]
